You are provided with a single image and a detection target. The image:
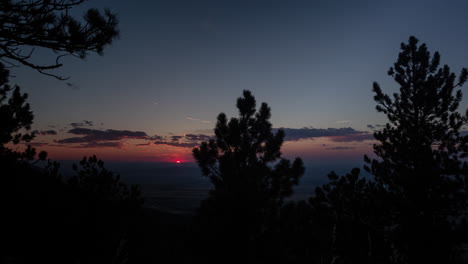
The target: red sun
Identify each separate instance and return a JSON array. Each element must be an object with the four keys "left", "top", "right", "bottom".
[{"left": 176, "top": 160, "right": 181, "bottom": 164}]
